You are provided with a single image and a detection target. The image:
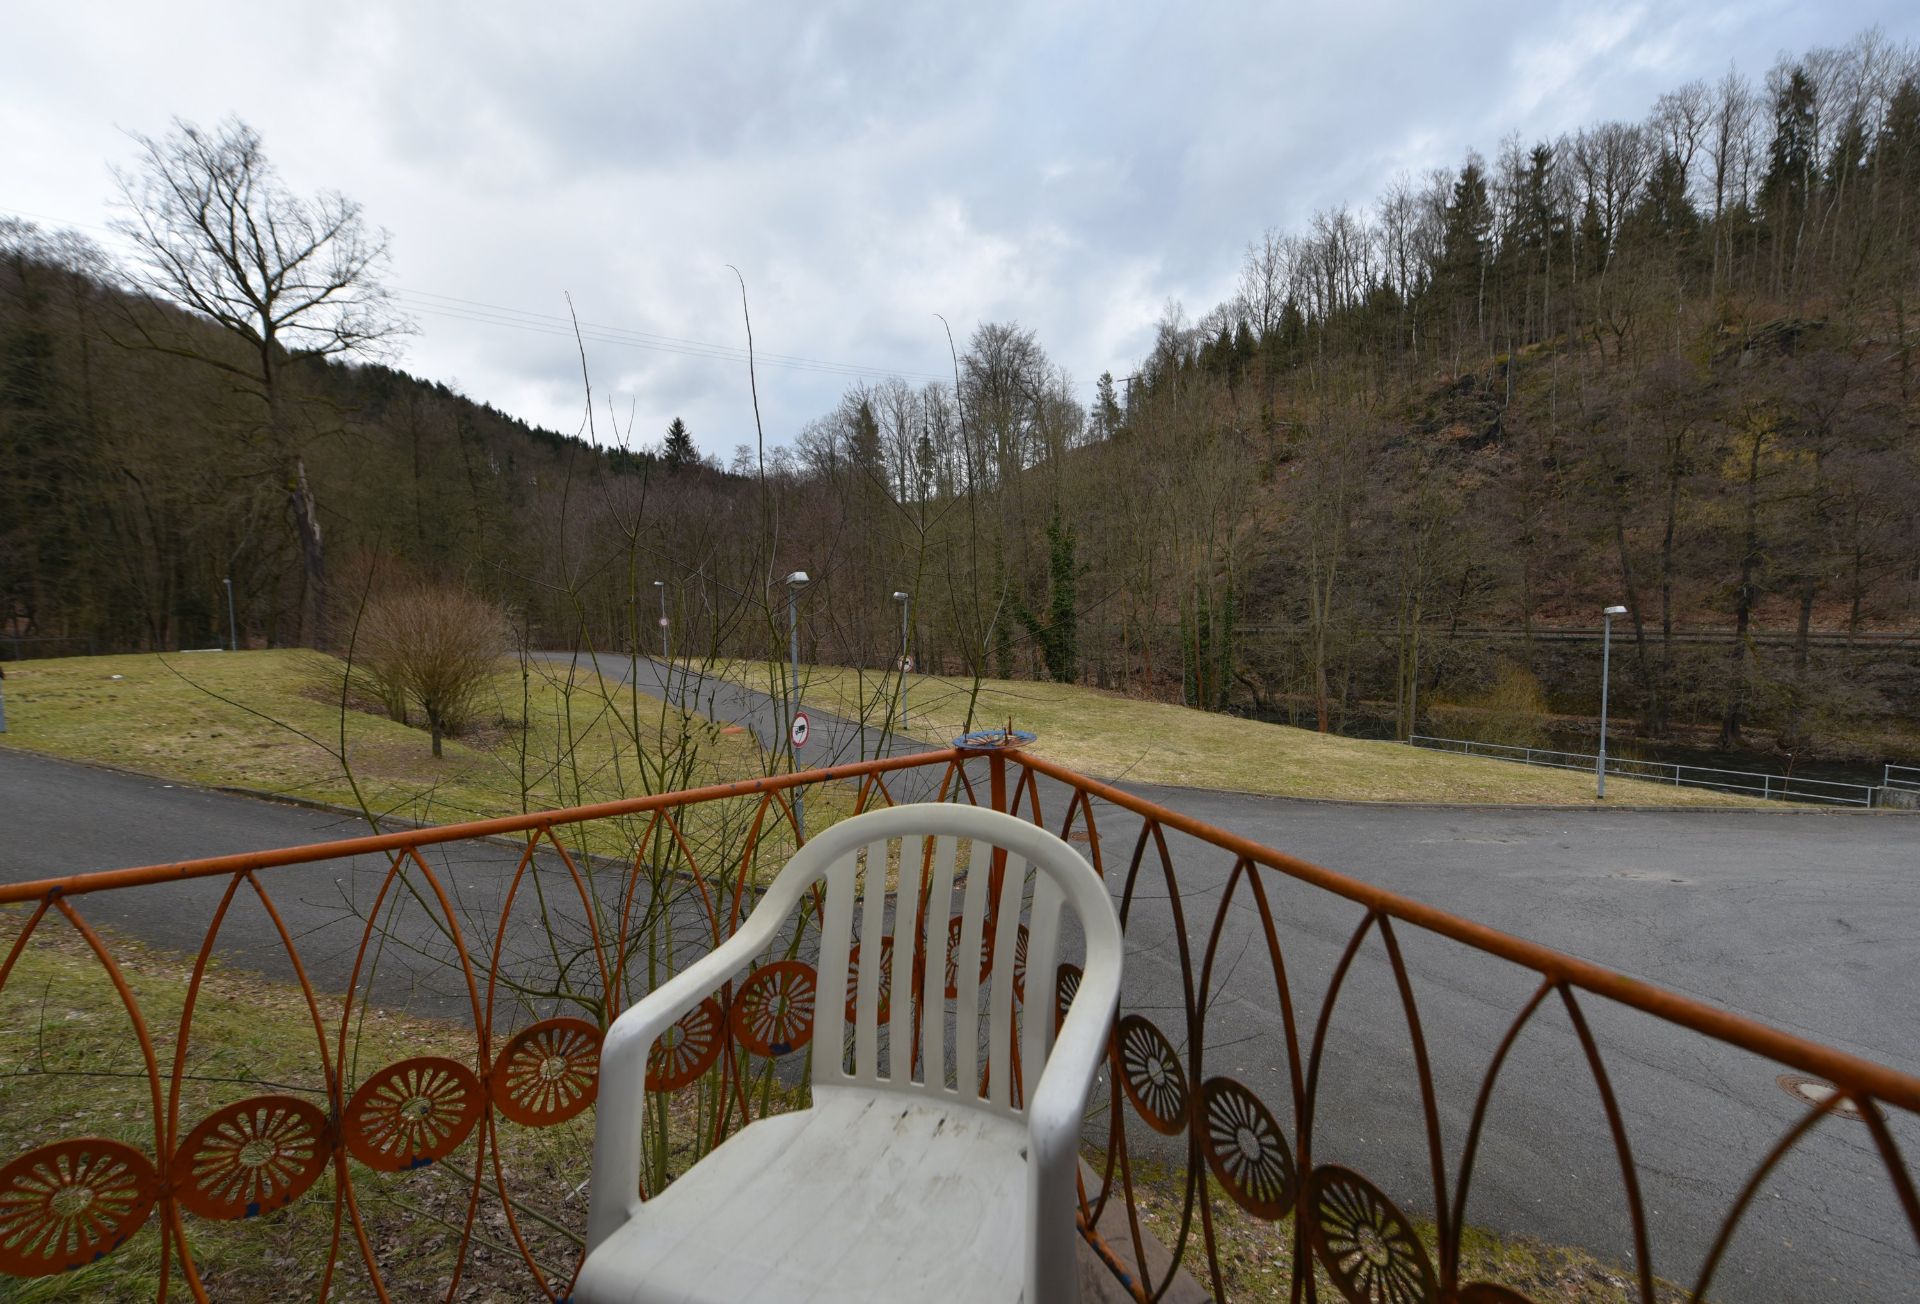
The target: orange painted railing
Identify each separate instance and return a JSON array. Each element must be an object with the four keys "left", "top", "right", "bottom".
[{"left": 0, "top": 744, "right": 1915, "bottom": 1302}]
